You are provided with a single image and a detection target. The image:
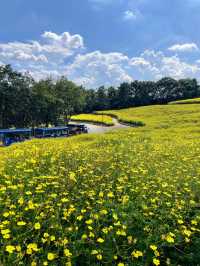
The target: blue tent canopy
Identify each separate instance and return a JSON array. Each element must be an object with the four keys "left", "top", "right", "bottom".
[
  {"left": 0, "top": 129, "right": 31, "bottom": 134},
  {"left": 35, "top": 127, "right": 68, "bottom": 132}
]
